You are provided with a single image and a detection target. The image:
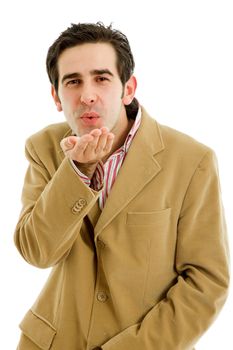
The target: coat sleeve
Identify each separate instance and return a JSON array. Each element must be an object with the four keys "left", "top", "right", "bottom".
[
  {"left": 14, "top": 138, "right": 100, "bottom": 268},
  {"left": 101, "top": 150, "right": 230, "bottom": 350}
]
